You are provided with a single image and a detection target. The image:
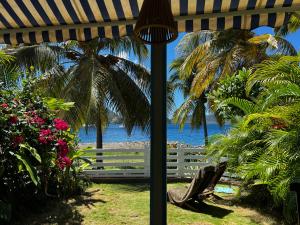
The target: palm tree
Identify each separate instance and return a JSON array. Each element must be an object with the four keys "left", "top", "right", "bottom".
[
  {"left": 276, "top": 12, "right": 300, "bottom": 35},
  {"left": 170, "top": 29, "right": 297, "bottom": 145},
  {"left": 7, "top": 37, "right": 151, "bottom": 149},
  {"left": 169, "top": 59, "right": 209, "bottom": 145},
  {"left": 175, "top": 29, "right": 296, "bottom": 98}
]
